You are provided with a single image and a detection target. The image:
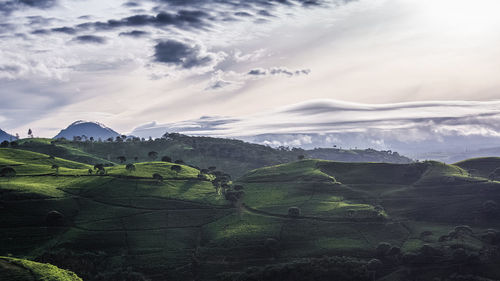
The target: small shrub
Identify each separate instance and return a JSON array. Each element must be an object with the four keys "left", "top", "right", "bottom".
[
  {"left": 125, "top": 164, "right": 136, "bottom": 173},
  {"left": 288, "top": 207, "right": 301, "bottom": 218},
  {"left": 170, "top": 165, "right": 182, "bottom": 173},
  {"left": 152, "top": 173, "right": 163, "bottom": 183}
]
